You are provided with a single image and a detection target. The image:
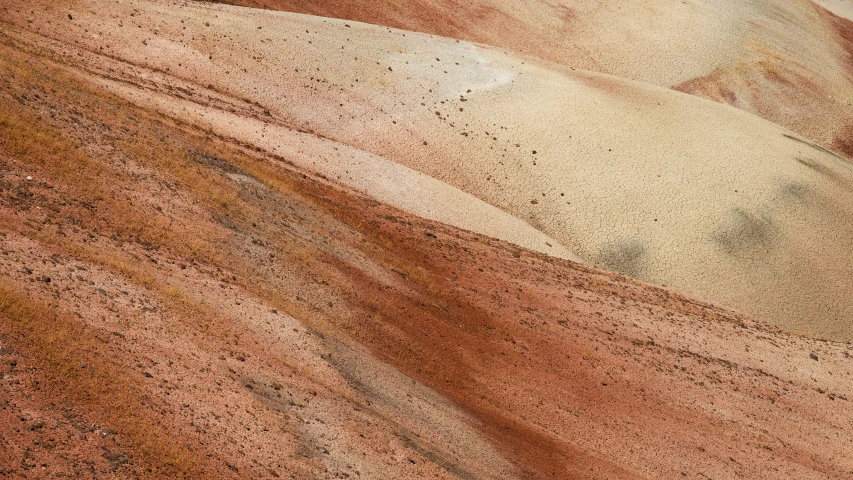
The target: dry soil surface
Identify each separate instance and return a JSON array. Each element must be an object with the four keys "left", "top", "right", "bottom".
[
  {"left": 4, "top": 0, "right": 853, "bottom": 340},
  {"left": 1, "top": 1, "right": 853, "bottom": 479},
  {"left": 212, "top": 0, "right": 853, "bottom": 159}
]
